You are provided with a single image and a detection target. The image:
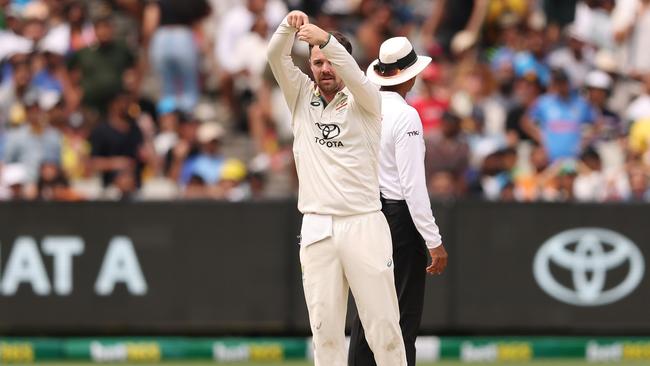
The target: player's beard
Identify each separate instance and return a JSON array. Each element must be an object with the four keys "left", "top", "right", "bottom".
[{"left": 317, "top": 76, "right": 342, "bottom": 95}]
